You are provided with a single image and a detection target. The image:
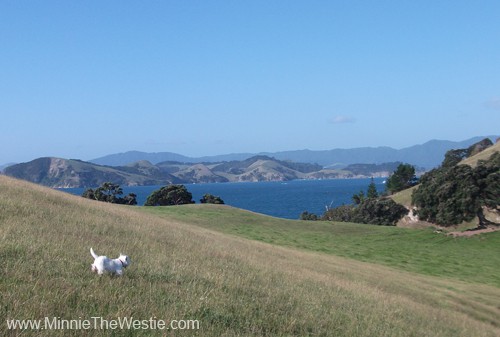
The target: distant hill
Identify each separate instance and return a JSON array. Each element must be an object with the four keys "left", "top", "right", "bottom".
[
  {"left": 7, "top": 137, "right": 497, "bottom": 188},
  {"left": 0, "top": 162, "right": 16, "bottom": 172},
  {"left": 90, "top": 151, "right": 194, "bottom": 166},
  {"left": 90, "top": 151, "right": 255, "bottom": 167},
  {"left": 3, "top": 157, "right": 179, "bottom": 188},
  {"left": 3, "top": 155, "right": 406, "bottom": 188},
  {"left": 90, "top": 136, "right": 498, "bottom": 169}
]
